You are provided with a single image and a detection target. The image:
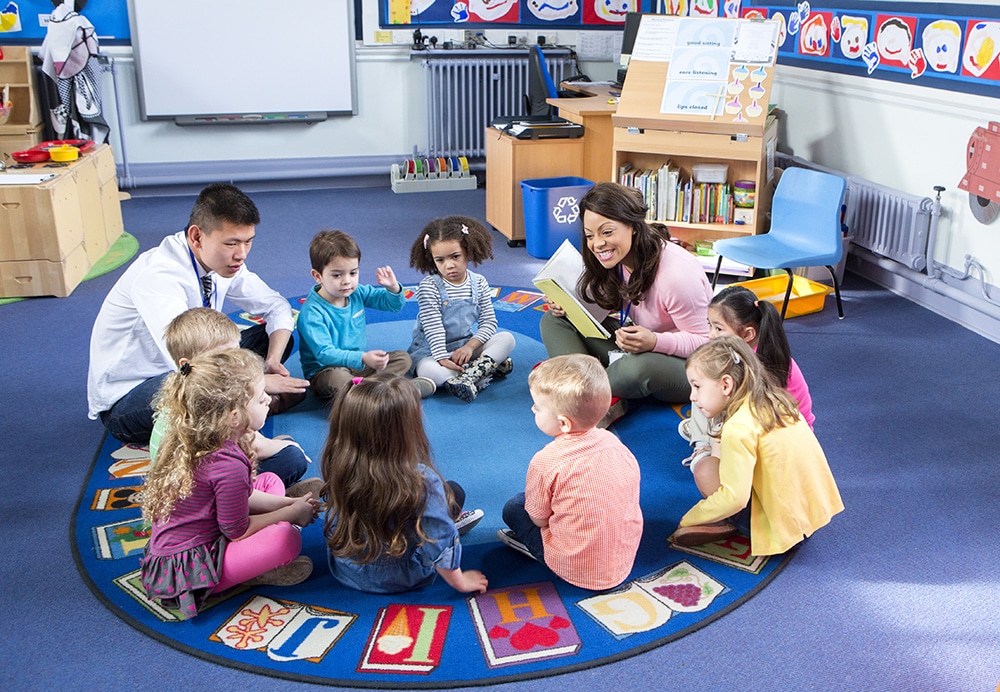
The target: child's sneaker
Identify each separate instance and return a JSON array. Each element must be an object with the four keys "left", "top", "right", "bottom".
[
  {"left": 494, "top": 357, "right": 514, "bottom": 378},
  {"left": 596, "top": 397, "right": 628, "bottom": 429},
  {"left": 496, "top": 529, "right": 539, "bottom": 561},
  {"left": 246, "top": 555, "right": 313, "bottom": 586},
  {"left": 455, "top": 509, "right": 484, "bottom": 535},
  {"left": 678, "top": 417, "right": 692, "bottom": 442},
  {"left": 681, "top": 445, "right": 712, "bottom": 468},
  {"left": 669, "top": 523, "right": 737, "bottom": 547},
  {"left": 445, "top": 377, "right": 477, "bottom": 403},
  {"left": 286, "top": 477, "right": 323, "bottom": 499},
  {"left": 413, "top": 376, "right": 437, "bottom": 399}
]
